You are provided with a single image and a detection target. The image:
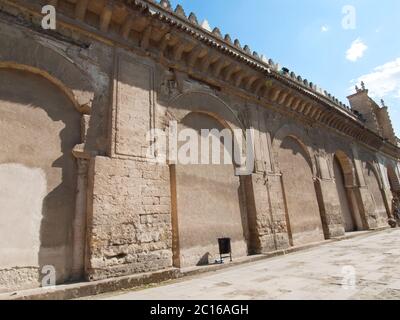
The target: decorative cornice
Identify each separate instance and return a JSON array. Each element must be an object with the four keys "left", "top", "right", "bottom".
[{"left": 137, "top": 0, "right": 356, "bottom": 115}]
